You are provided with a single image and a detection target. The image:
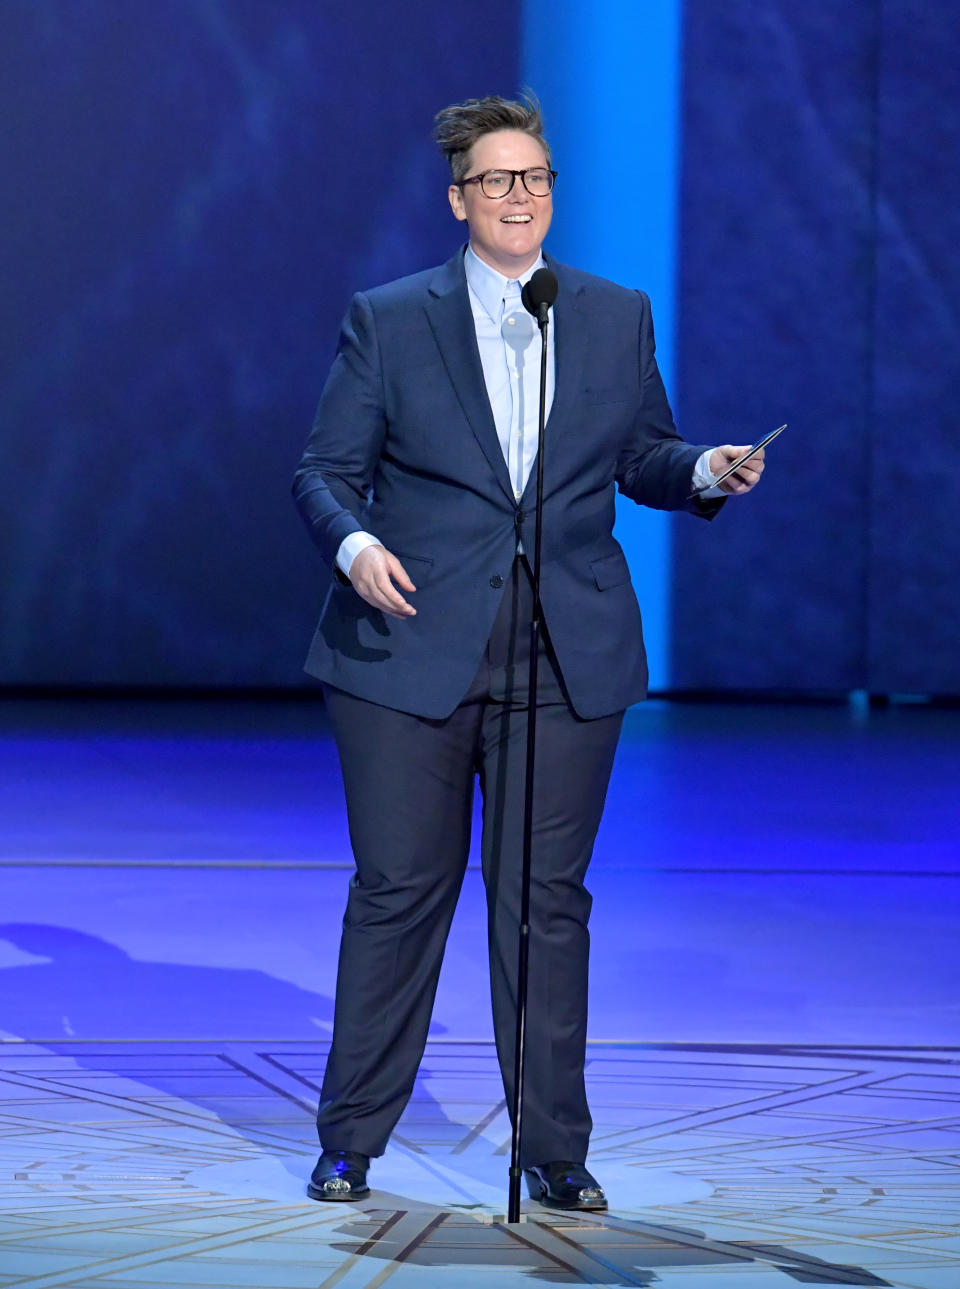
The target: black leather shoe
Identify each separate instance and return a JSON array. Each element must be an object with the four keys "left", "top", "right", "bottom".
[
  {"left": 307, "top": 1149, "right": 370, "bottom": 1201},
  {"left": 524, "top": 1160, "right": 608, "bottom": 1211}
]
